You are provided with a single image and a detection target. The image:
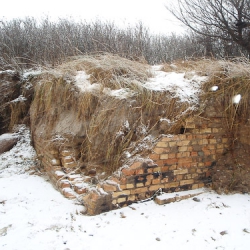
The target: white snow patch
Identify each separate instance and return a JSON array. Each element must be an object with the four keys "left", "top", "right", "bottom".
[
  {"left": 210, "top": 86, "right": 219, "bottom": 91},
  {"left": 0, "top": 70, "right": 15, "bottom": 74},
  {"left": 10, "top": 95, "right": 27, "bottom": 103},
  {"left": 22, "top": 69, "right": 42, "bottom": 79},
  {"left": 143, "top": 69, "right": 207, "bottom": 104},
  {"left": 0, "top": 133, "right": 18, "bottom": 141},
  {"left": 232, "top": 94, "right": 241, "bottom": 104},
  {"left": 75, "top": 71, "right": 101, "bottom": 92}
]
